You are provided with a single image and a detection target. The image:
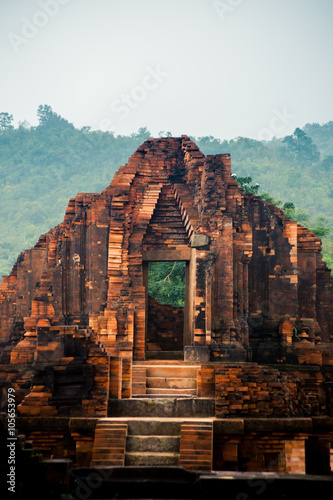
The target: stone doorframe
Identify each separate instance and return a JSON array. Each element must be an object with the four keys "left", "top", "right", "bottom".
[{"left": 142, "top": 248, "right": 194, "bottom": 358}]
